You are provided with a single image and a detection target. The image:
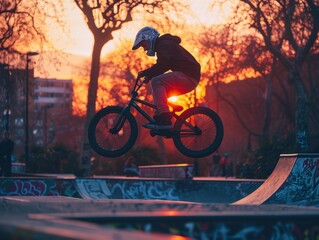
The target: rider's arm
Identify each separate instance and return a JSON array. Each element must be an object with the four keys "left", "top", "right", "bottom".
[{"left": 142, "top": 42, "right": 173, "bottom": 79}]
